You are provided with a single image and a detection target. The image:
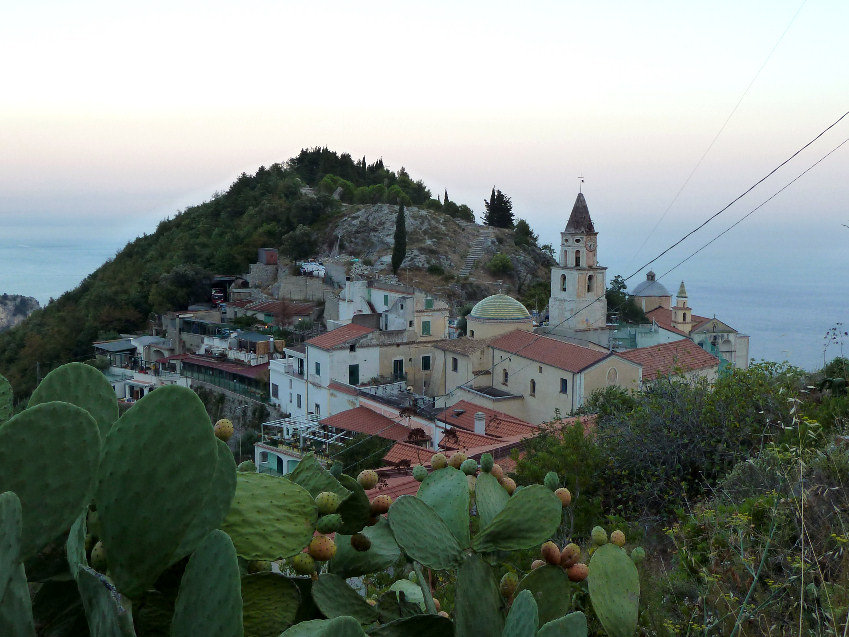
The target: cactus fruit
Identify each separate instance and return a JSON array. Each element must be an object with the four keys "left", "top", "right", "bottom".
[
  {"left": 213, "top": 418, "right": 234, "bottom": 442},
  {"left": 567, "top": 563, "right": 589, "bottom": 582},
  {"left": 480, "top": 453, "right": 494, "bottom": 473},
  {"left": 491, "top": 463, "right": 504, "bottom": 481},
  {"left": 631, "top": 546, "right": 646, "bottom": 564},
  {"left": 412, "top": 464, "right": 428, "bottom": 482},
  {"left": 448, "top": 452, "right": 466, "bottom": 469},
  {"left": 500, "top": 572, "right": 519, "bottom": 598},
  {"left": 370, "top": 495, "right": 392, "bottom": 515},
  {"left": 431, "top": 453, "right": 447, "bottom": 469},
  {"left": 316, "top": 514, "right": 343, "bottom": 534},
  {"left": 501, "top": 477, "right": 517, "bottom": 495},
  {"left": 560, "top": 543, "right": 581, "bottom": 568},
  {"left": 308, "top": 535, "right": 337, "bottom": 561},
  {"left": 460, "top": 458, "right": 478, "bottom": 475},
  {"left": 543, "top": 471, "right": 559, "bottom": 491},
  {"left": 315, "top": 491, "right": 342, "bottom": 515},
  {"left": 329, "top": 462, "right": 343, "bottom": 478},
  {"left": 247, "top": 560, "right": 272, "bottom": 573},
  {"left": 350, "top": 533, "right": 372, "bottom": 552},
  {"left": 532, "top": 559, "right": 546, "bottom": 569},
  {"left": 555, "top": 487, "right": 572, "bottom": 507},
  {"left": 292, "top": 552, "right": 316, "bottom": 574},
  {"left": 610, "top": 530, "right": 626, "bottom": 547},
  {"left": 541, "top": 541, "right": 561, "bottom": 565},
  {"left": 237, "top": 460, "right": 257, "bottom": 472},
  {"left": 438, "top": 611, "right": 449, "bottom": 618},
  {"left": 357, "top": 470, "right": 379, "bottom": 490},
  {"left": 591, "top": 526, "right": 608, "bottom": 546},
  {"left": 433, "top": 598, "right": 441, "bottom": 611},
  {"left": 90, "top": 541, "right": 107, "bottom": 572}
]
